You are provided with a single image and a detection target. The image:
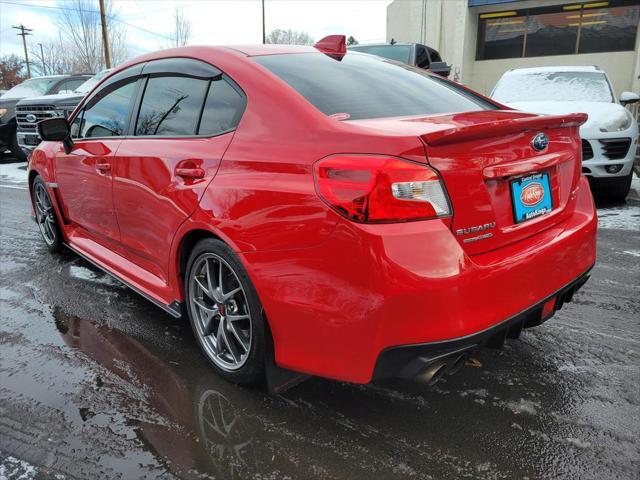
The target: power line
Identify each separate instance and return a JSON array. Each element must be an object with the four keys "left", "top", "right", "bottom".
[
  {"left": 0, "top": 0, "right": 174, "bottom": 41},
  {"left": 12, "top": 24, "right": 33, "bottom": 78}
]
